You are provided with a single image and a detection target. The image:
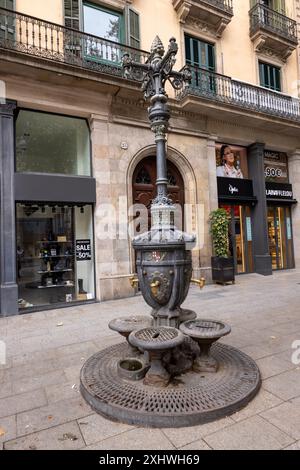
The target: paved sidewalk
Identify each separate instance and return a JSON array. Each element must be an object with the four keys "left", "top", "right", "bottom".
[{"left": 0, "top": 270, "right": 300, "bottom": 450}]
